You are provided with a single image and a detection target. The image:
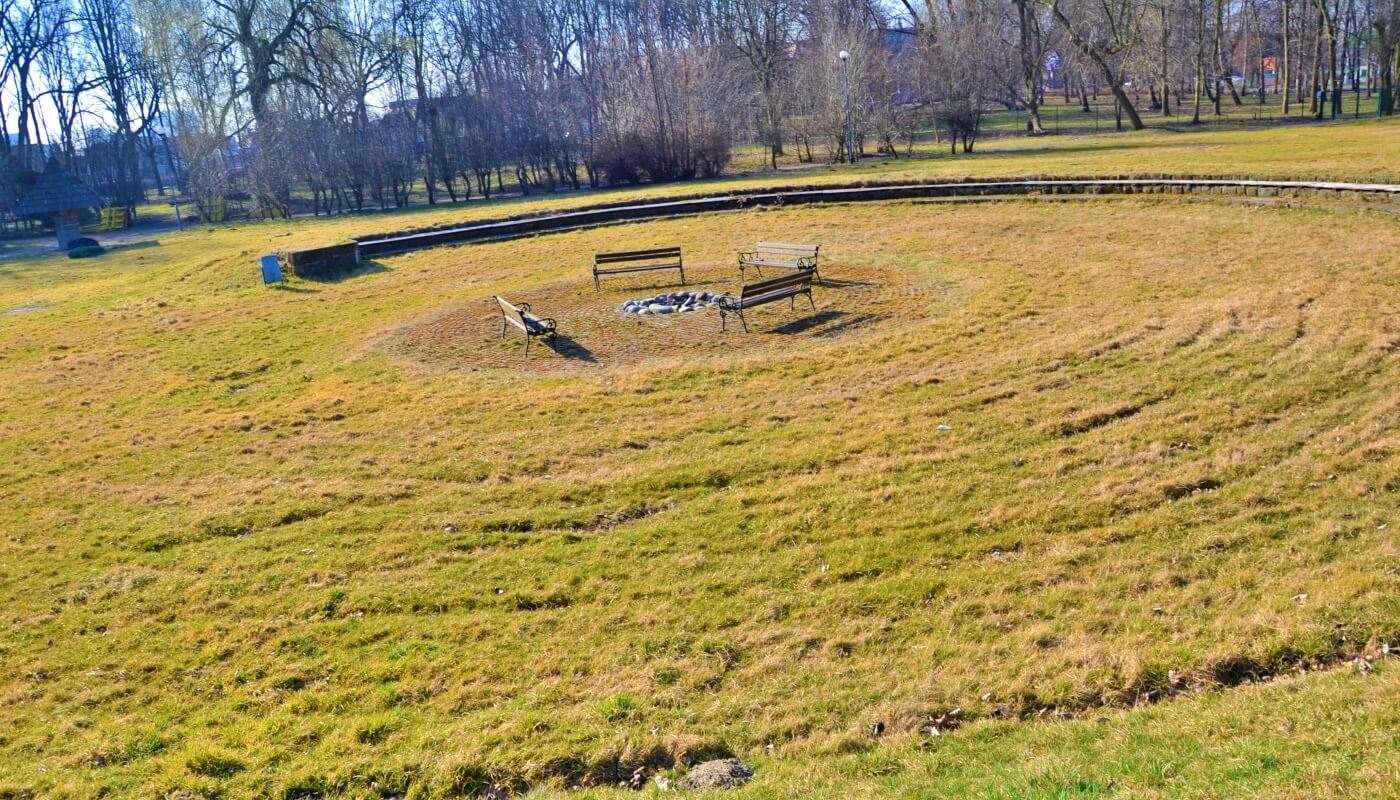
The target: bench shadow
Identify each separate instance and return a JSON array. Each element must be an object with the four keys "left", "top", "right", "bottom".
[
  {"left": 811, "top": 312, "right": 887, "bottom": 337},
  {"left": 548, "top": 334, "right": 598, "bottom": 363},
  {"left": 769, "top": 310, "right": 846, "bottom": 334},
  {"left": 271, "top": 283, "right": 319, "bottom": 293},
  {"left": 818, "top": 277, "right": 875, "bottom": 289}
]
